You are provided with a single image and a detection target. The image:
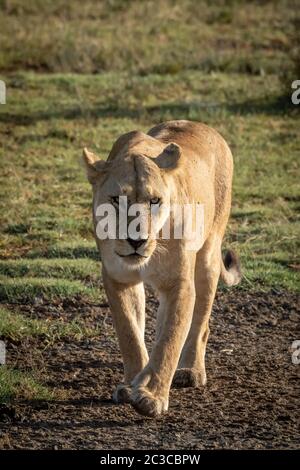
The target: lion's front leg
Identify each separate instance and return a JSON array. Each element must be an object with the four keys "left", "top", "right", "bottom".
[
  {"left": 130, "top": 279, "right": 196, "bottom": 417},
  {"left": 102, "top": 268, "right": 149, "bottom": 403},
  {"left": 173, "top": 235, "right": 221, "bottom": 389}
]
